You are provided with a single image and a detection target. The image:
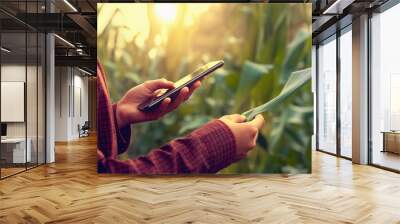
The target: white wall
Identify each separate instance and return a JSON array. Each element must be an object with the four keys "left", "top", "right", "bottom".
[
  {"left": 54, "top": 67, "right": 89, "bottom": 141},
  {"left": 72, "top": 73, "right": 89, "bottom": 138},
  {"left": 55, "top": 67, "right": 69, "bottom": 141}
]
